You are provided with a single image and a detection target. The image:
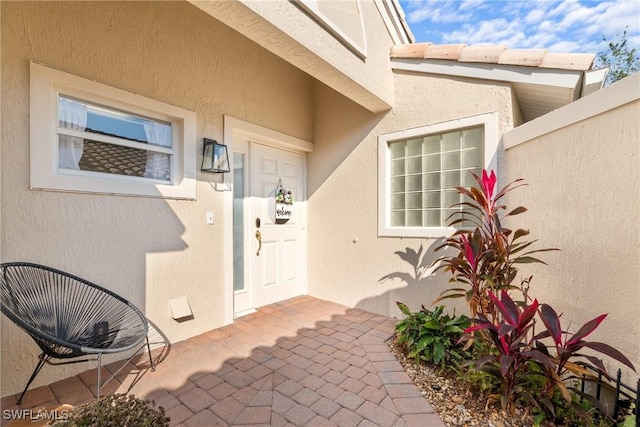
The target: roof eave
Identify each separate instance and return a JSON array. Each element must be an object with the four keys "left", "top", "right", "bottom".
[
  {"left": 391, "top": 58, "right": 584, "bottom": 88},
  {"left": 391, "top": 58, "right": 601, "bottom": 121}
]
